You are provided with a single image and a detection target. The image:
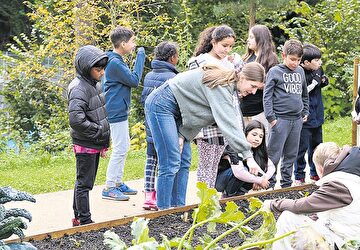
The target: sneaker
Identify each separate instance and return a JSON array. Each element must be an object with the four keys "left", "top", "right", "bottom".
[
  {"left": 294, "top": 178, "right": 305, "bottom": 186},
  {"left": 72, "top": 218, "right": 80, "bottom": 227},
  {"left": 116, "top": 183, "right": 138, "bottom": 195},
  {"left": 310, "top": 175, "right": 320, "bottom": 182},
  {"left": 102, "top": 187, "right": 130, "bottom": 201},
  {"left": 80, "top": 220, "right": 95, "bottom": 225}
]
